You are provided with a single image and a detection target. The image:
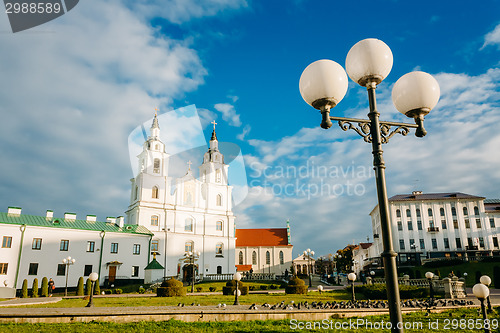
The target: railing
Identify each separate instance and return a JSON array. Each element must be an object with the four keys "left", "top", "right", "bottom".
[
  {"left": 241, "top": 273, "right": 276, "bottom": 281},
  {"left": 203, "top": 273, "right": 233, "bottom": 281},
  {"left": 427, "top": 227, "right": 439, "bottom": 232},
  {"left": 372, "top": 277, "right": 465, "bottom": 298}
]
